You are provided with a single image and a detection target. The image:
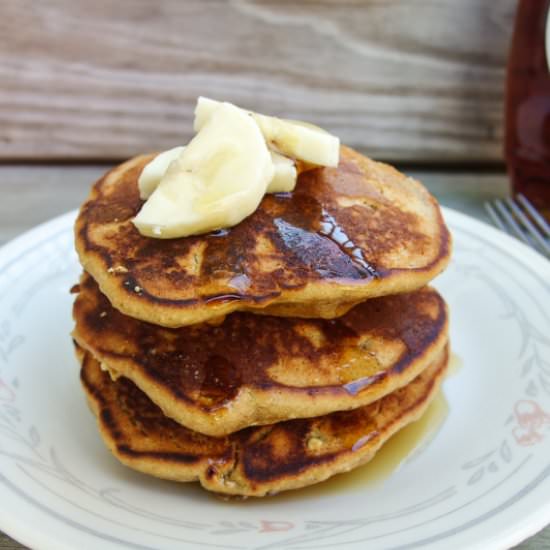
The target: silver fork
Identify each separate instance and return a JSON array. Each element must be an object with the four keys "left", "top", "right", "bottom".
[{"left": 485, "top": 194, "right": 550, "bottom": 258}]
